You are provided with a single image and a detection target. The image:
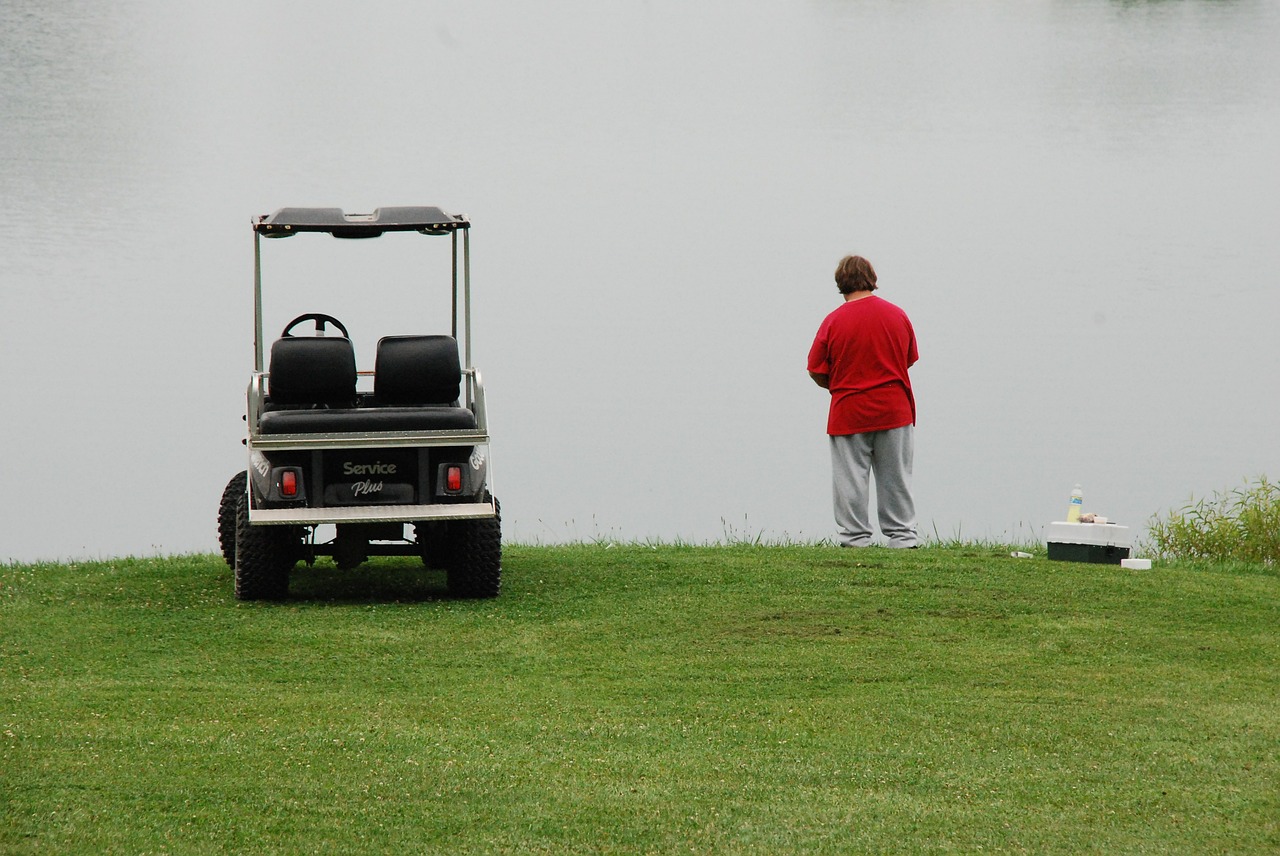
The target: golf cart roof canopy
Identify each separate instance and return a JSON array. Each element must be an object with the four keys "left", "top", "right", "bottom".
[{"left": 254, "top": 206, "right": 469, "bottom": 239}]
